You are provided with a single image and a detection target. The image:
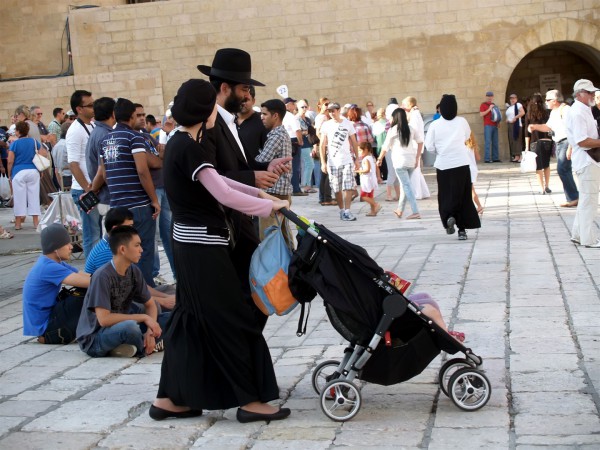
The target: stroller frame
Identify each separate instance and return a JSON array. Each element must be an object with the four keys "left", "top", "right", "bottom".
[{"left": 281, "top": 209, "right": 491, "bottom": 422}]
